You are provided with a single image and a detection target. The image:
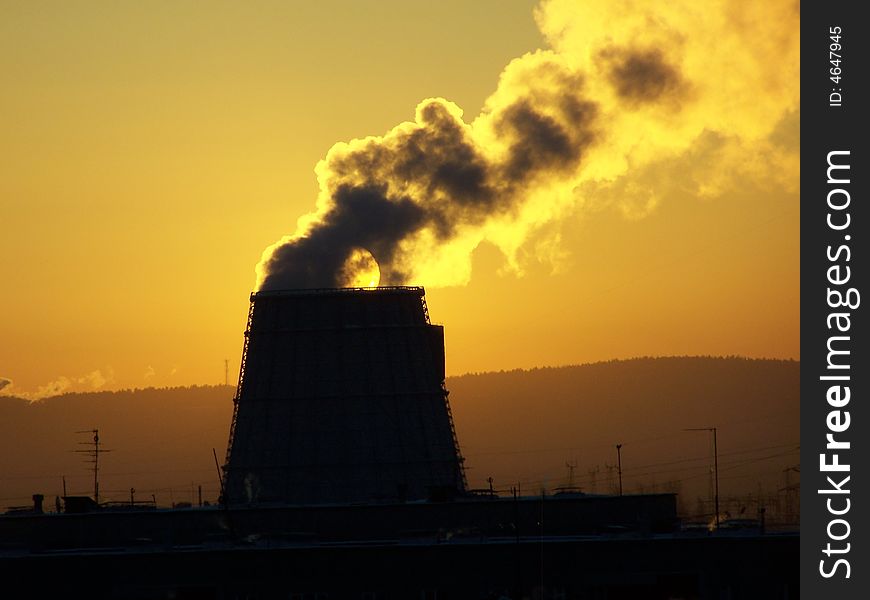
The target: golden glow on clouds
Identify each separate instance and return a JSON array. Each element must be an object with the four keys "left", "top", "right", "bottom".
[{"left": 256, "top": 0, "right": 799, "bottom": 291}]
